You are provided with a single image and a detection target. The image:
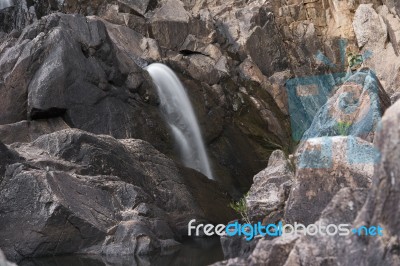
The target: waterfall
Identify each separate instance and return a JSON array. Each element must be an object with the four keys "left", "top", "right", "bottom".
[
  {"left": 146, "top": 63, "right": 214, "bottom": 180},
  {"left": 0, "top": 0, "right": 13, "bottom": 10}
]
